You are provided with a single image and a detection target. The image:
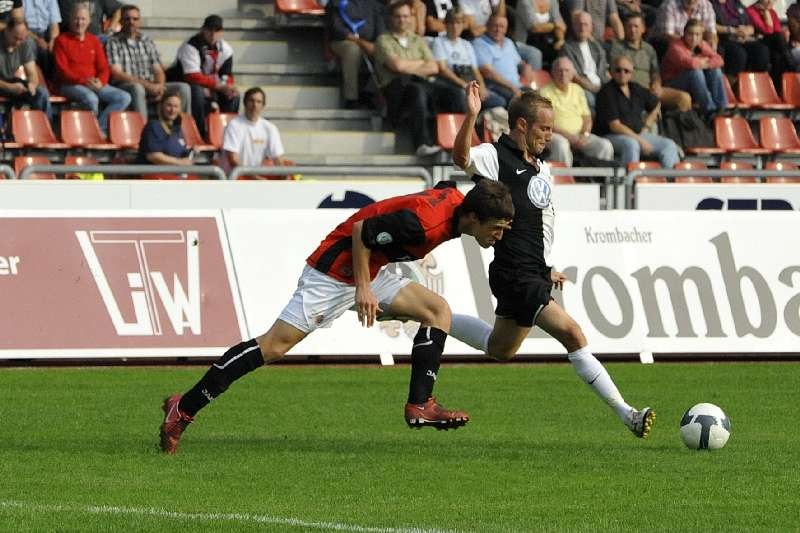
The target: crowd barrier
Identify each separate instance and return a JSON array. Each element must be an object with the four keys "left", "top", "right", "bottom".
[{"left": 2, "top": 209, "right": 799, "bottom": 360}]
